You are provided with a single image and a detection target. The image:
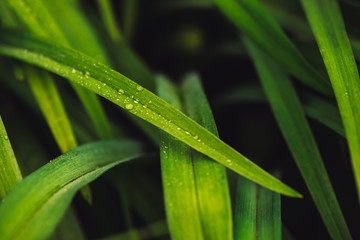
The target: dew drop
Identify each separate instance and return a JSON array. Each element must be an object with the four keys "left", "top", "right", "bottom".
[
  {"left": 134, "top": 100, "right": 139, "bottom": 104},
  {"left": 130, "top": 95, "right": 134, "bottom": 99},
  {"left": 185, "top": 131, "right": 190, "bottom": 135},
  {"left": 3, "top": 135, "right": 8, "bottom": 140},
  {"left": 136, "top": 86, "right": 144, "bottom": 91},
  {"left": 71, "top": 68, "right": 76, "bottom": 73},
  {"left": 193, "top": 135, "right": 198, "bottom": 140},
  {"left": 148, "top": 100, "right": 152, "bottom": 104},
  {"left": 125, "top": 103, "right": 134, "bottom": 110},
  {"left": 118, "top": 89, "right": 125, "bottom": 95},
  {"left": 177, "top": 127, "right": 181, "bottom": 130},
  {"left": 143, "top": 105, "right": 147, "bottom": 108}
]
